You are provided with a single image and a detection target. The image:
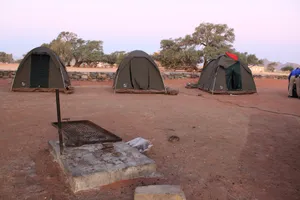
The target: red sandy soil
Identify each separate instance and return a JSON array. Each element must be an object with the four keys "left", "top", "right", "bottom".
[{"left": 0, "top": 78, "right": 299, "bottom": 200}]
